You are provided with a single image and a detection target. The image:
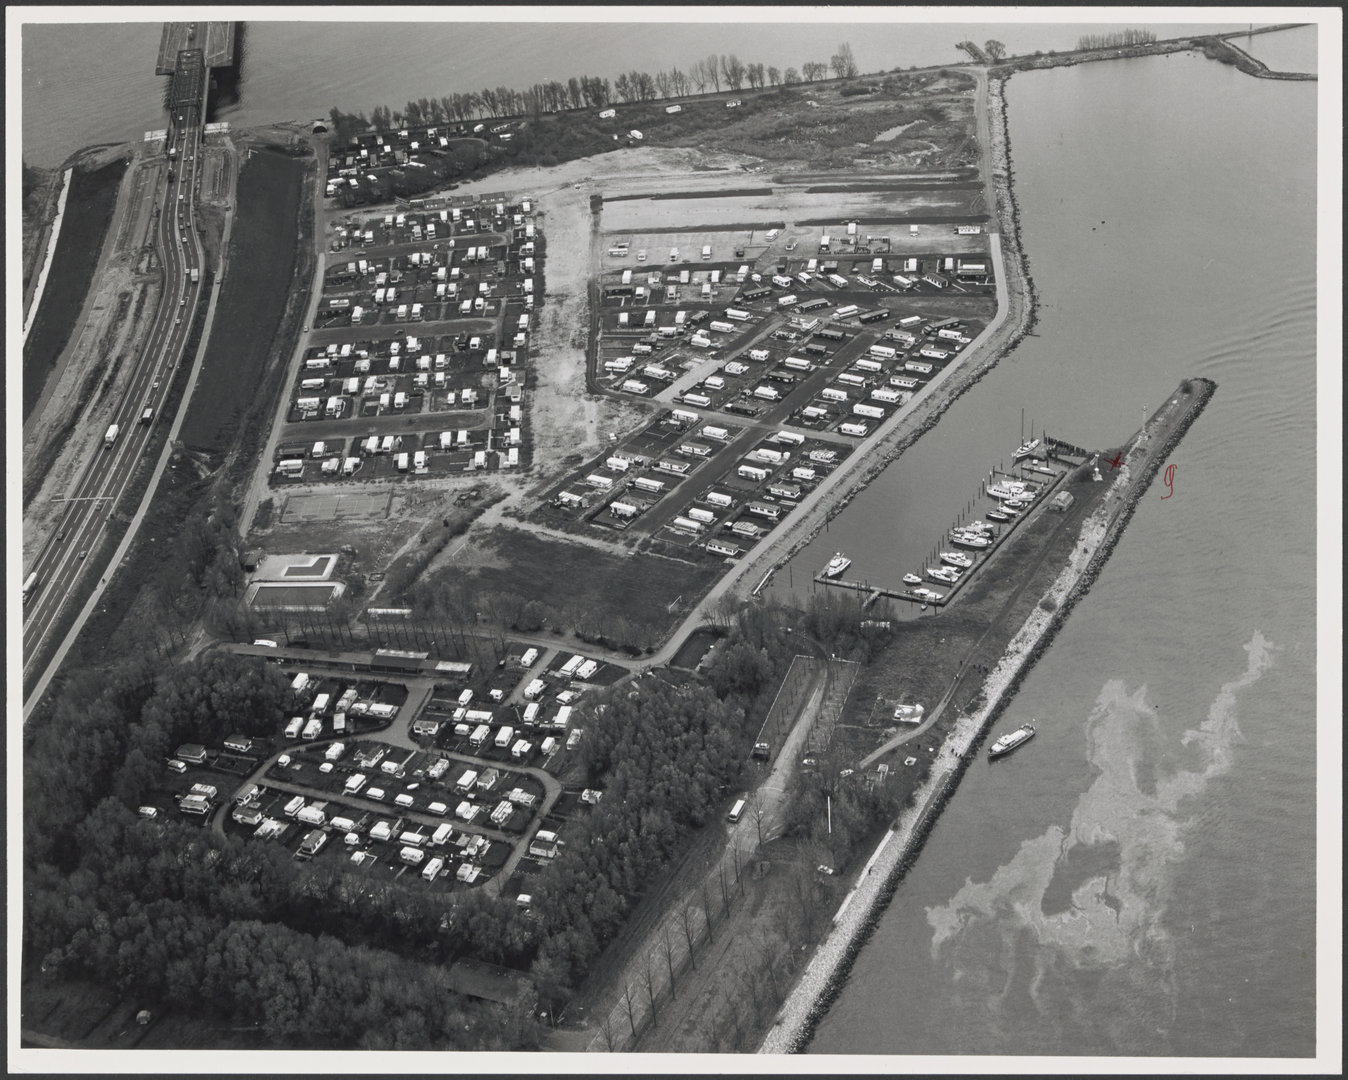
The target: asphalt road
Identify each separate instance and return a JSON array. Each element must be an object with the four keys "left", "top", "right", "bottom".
[{"left": 23, "top": 122, "right": 207, "bottom": 680}]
